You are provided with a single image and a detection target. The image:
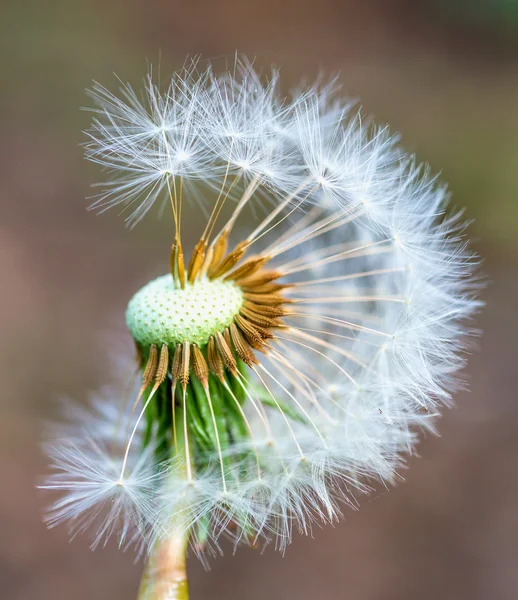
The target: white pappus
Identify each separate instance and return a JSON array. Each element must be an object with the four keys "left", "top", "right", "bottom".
[{"left": 41, "top": 58, "right": 481, "bottom": 569}]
